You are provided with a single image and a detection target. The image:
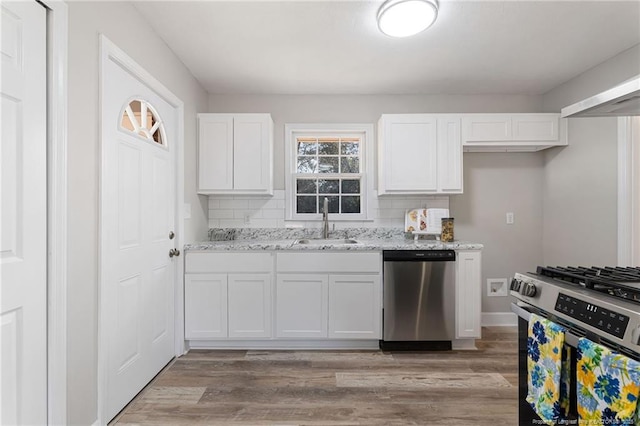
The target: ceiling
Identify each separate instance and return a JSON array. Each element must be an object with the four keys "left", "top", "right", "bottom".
[{"left": 133, "top": 1, "right": 640, "bottom": 96}]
